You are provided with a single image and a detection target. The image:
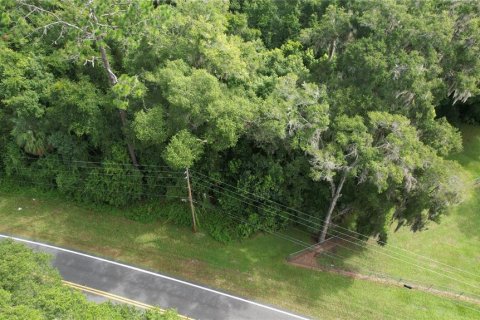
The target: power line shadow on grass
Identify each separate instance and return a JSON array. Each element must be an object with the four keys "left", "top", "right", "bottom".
[{"left": 288, "top": 236, "right": 480, "bottom": 309}]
